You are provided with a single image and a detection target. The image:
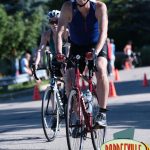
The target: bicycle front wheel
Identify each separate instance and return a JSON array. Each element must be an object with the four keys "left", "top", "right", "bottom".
[
  {"left": 41, "top": 87, "right": 59, "bottom": 142},
  {"left": 91, "top": 94, "right": 106, "bottom": 150},
  {"left": 66, "top": 89, "right": 86, "bottom": 150}
]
